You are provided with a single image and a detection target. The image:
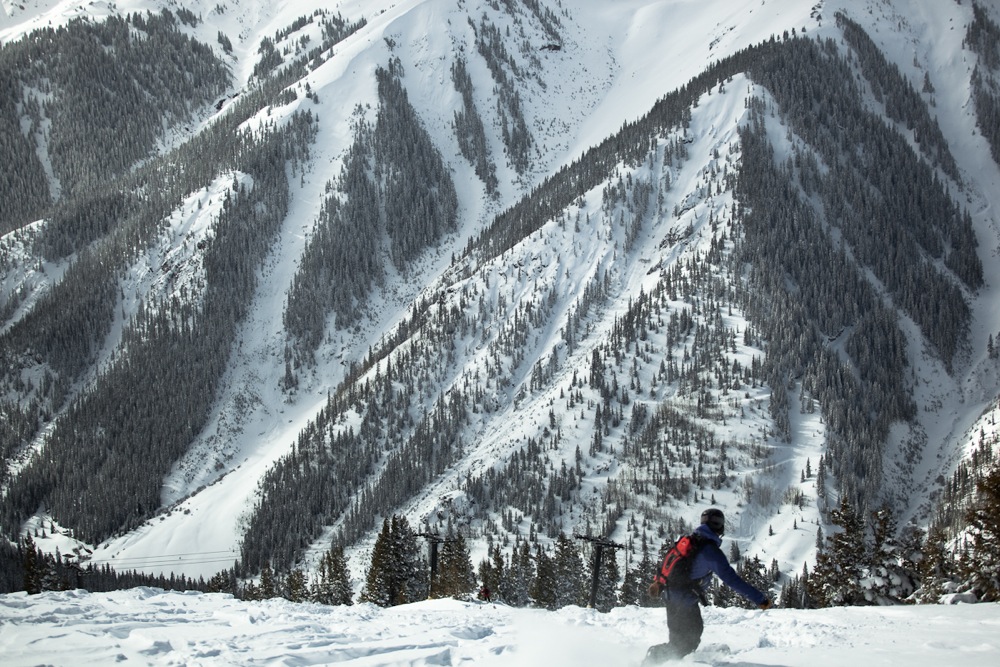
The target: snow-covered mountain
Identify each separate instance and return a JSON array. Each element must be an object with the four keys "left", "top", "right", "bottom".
[{"left": 2, "top": 0, "right": 999, "bottom": 593}]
